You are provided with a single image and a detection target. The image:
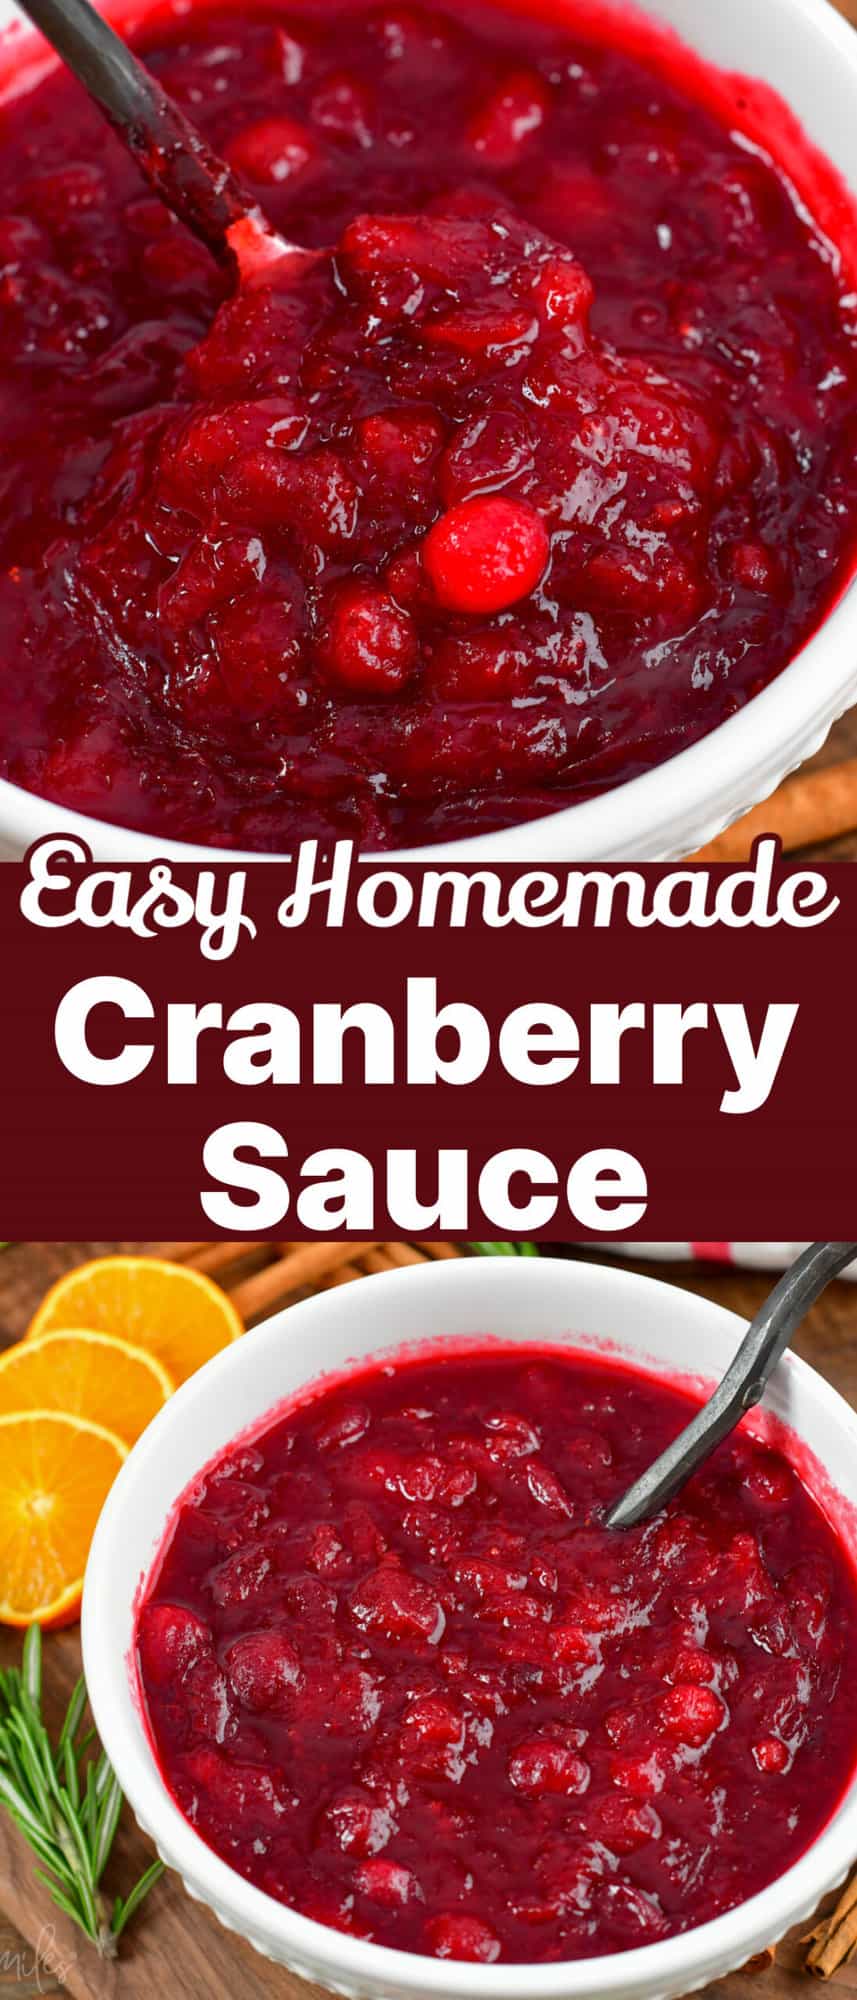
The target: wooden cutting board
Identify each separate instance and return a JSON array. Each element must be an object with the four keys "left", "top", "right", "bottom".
[{"left": 2, "top": 1242, "right": 857, "bottom": 2000}]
